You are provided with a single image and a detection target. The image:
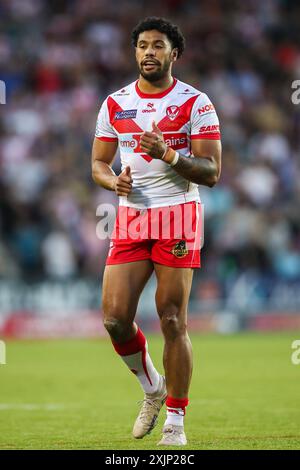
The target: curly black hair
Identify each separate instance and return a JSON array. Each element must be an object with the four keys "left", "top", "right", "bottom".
[{"left": 131, "top": 17, "right": 185, "bottom": 59}]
